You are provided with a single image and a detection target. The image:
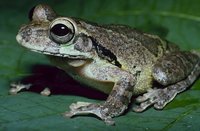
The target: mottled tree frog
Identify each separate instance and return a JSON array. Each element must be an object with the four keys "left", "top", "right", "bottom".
[{"left": 15, "top": 4, "right": 200, "bottom": 125}]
